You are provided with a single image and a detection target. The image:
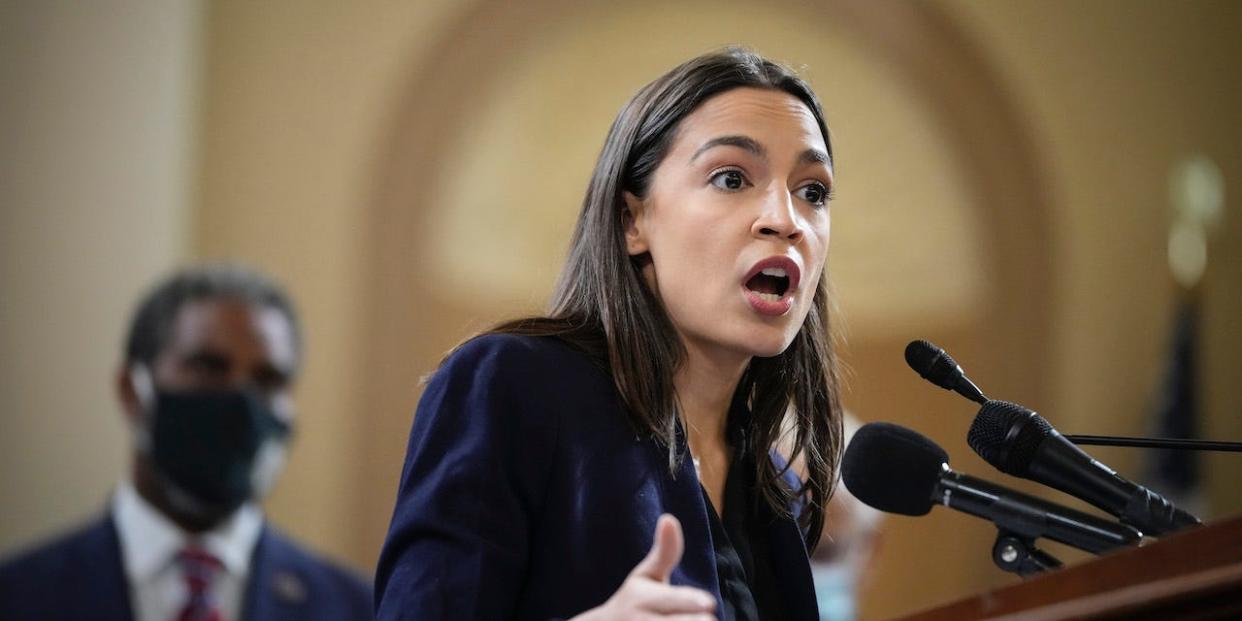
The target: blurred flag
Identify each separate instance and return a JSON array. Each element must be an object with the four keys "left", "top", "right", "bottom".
[{"left": 1142, "top": 296, "right": 1206, "bottom": 517}]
